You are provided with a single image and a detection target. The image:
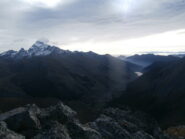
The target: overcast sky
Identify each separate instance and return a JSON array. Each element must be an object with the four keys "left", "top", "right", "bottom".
[{"left": 0, "top": 0, "right": 185, "bottom": 55}]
